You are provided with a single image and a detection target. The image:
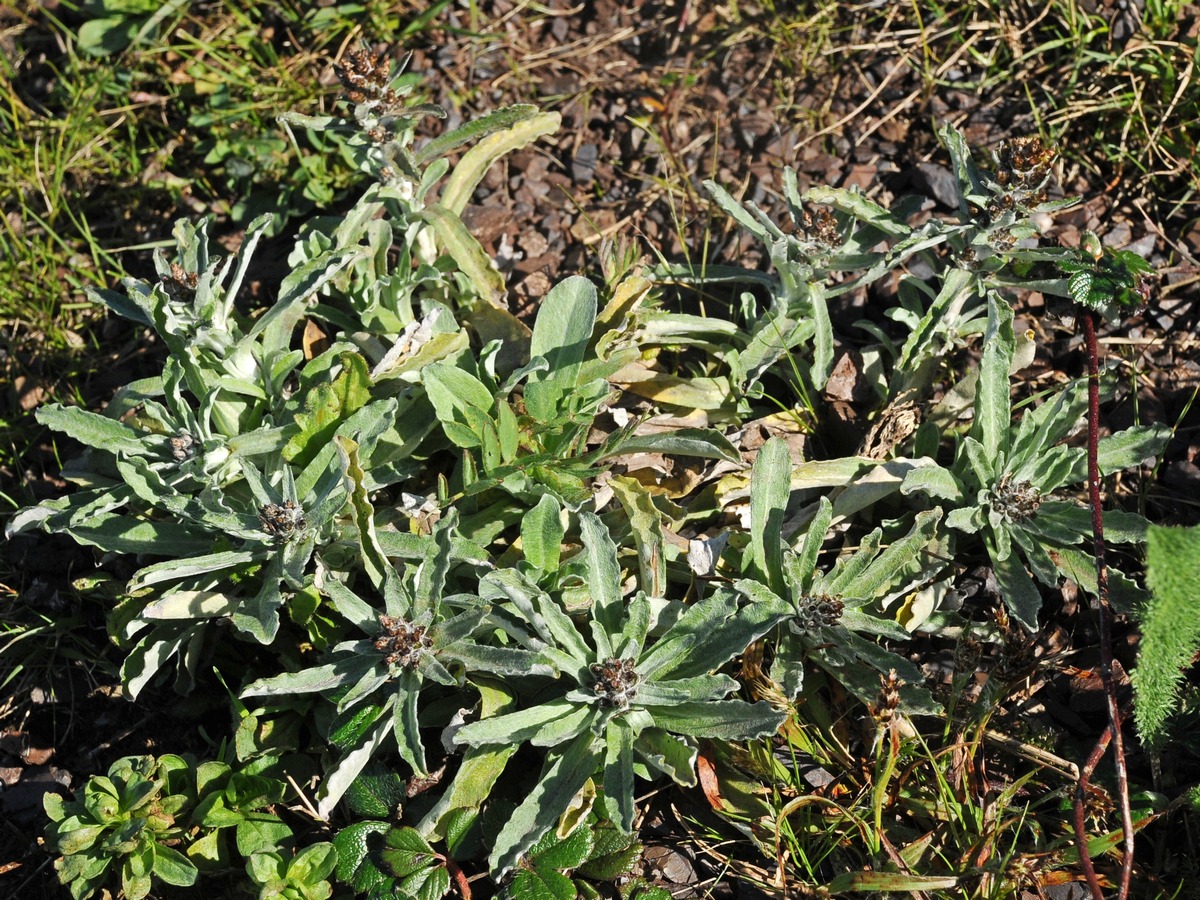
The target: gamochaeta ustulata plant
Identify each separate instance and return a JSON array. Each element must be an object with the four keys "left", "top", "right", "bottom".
[{"left": 11, "top": 41, "right": 1176, "bottom": 899}]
